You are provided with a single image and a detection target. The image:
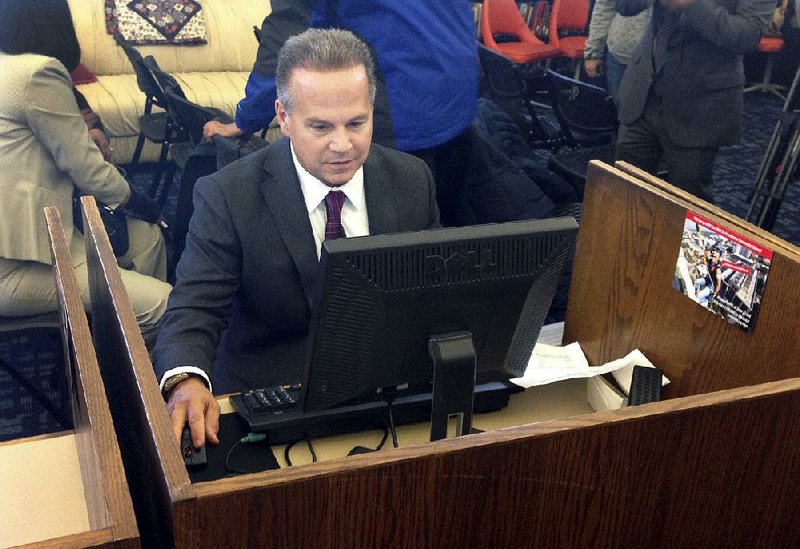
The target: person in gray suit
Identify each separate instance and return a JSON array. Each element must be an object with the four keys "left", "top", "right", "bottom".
[
  {"left": 615, "top": 0, "right": 773, "bottom": 203},
  {"left": 0, "top": 0, "right": 170, "bottom": 348},
  {"left": 153, "top": 29, "right": 440, "bottom": 447}
]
